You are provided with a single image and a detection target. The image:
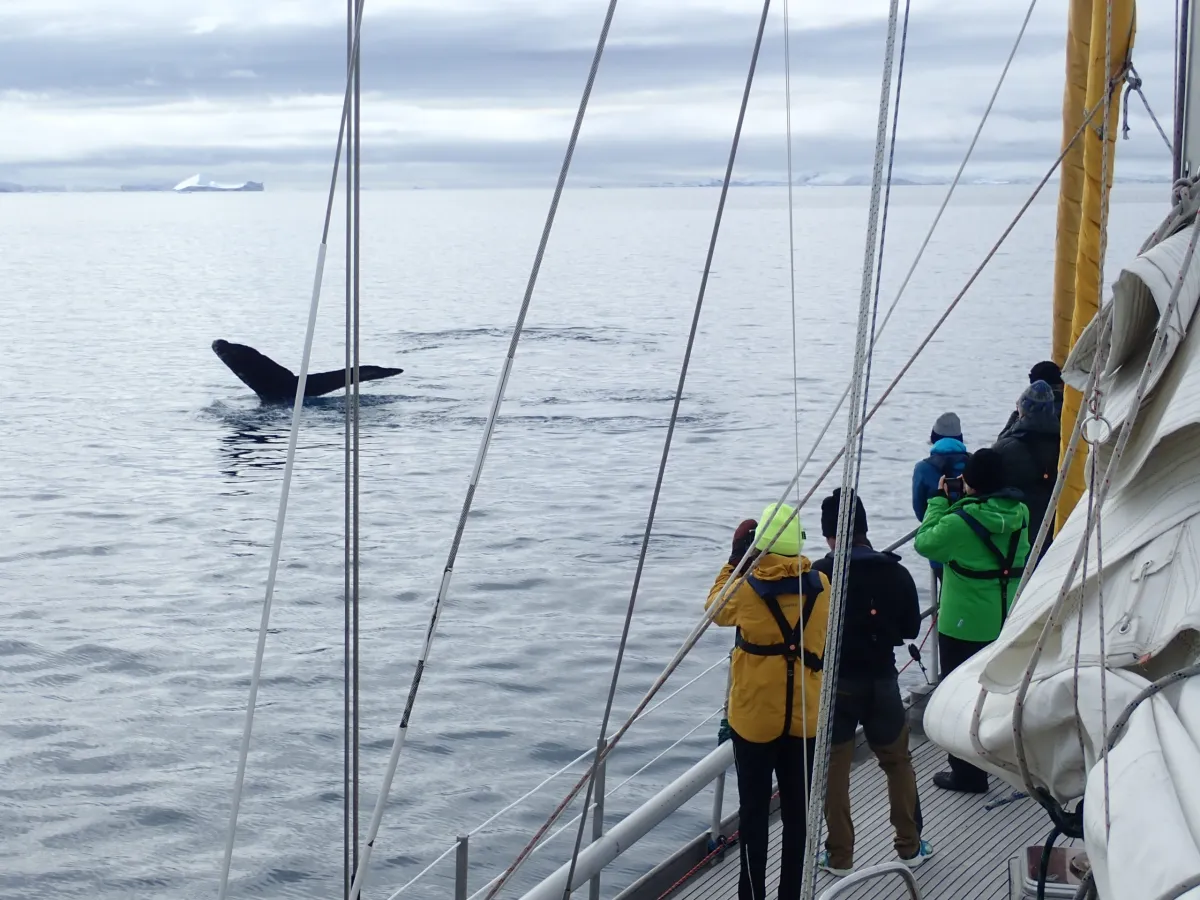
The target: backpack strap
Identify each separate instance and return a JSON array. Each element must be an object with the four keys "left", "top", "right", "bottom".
[
  {"left": 735, "top": 570, "right": 825, "bottom": 737},
  {"left": 946, "top": 508, "right": 1024, "bottom": 625}
]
